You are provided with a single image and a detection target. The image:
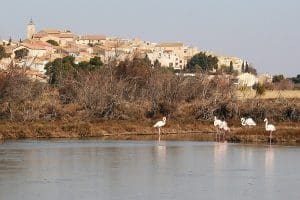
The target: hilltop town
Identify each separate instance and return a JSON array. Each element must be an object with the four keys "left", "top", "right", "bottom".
[{"left": 0, "top": 20, "right": 254, "bottom": 82}]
